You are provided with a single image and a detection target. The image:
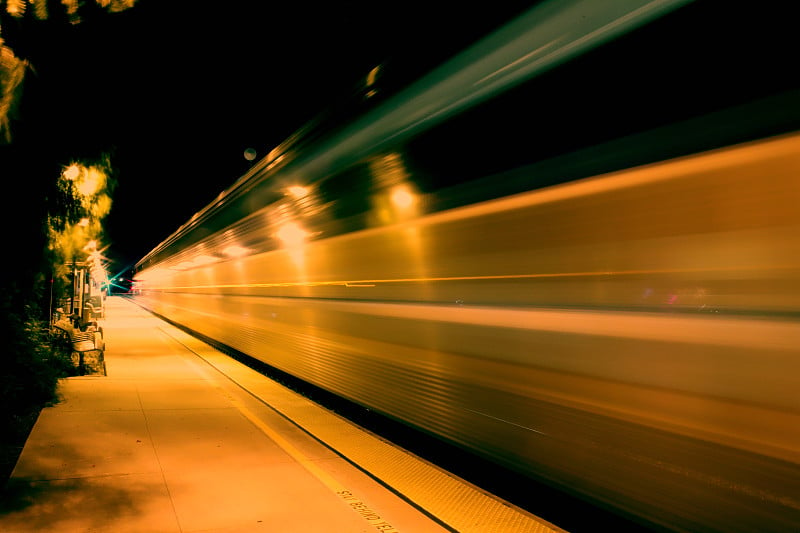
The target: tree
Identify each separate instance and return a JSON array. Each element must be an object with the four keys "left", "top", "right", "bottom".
[
  {"left": 48, "top": 160, "right": 115, "bottom": 311},
  {"left": 0, "top": 1, "right": 129, "bottom": 476},
  {"left": 1, "top": 1, "right": 138, "bottom": 143}
]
